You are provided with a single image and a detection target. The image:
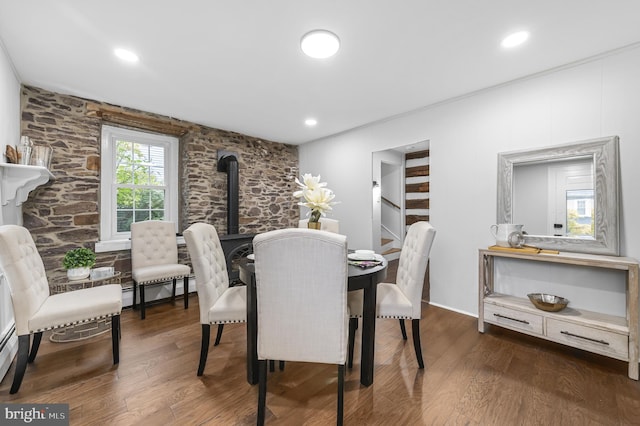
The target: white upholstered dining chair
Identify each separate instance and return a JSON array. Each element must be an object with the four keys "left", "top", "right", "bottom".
[
  {"left": 298, "top": 218, "right": 340, "bottom": 233},
  {"left": 348, "top": 221, "right": 436, "bottom": 369},
  {"left": 131, "top": 220, "right": 191, "bottom": 319},
  {"left": 183, "top": 222, "right": 247, "bottom": 376},
  {"left": 0, "top": 225, "right": 122, "bottom": 394},
  {"left": 253, "top": 228, "right": 348, "bottom": 425}
]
